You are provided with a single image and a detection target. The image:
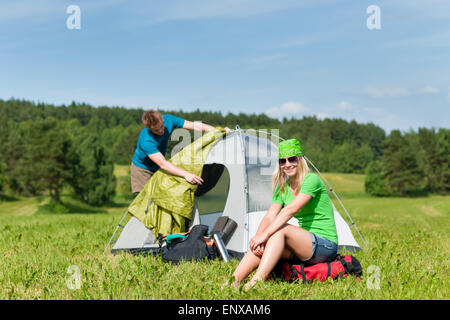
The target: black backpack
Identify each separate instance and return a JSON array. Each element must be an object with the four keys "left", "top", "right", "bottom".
[{"left": 158, "top": 224, "right": 218, "bottom": 263}]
